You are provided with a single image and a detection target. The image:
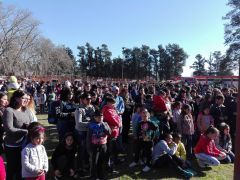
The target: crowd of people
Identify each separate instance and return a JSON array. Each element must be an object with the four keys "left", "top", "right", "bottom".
[{"left": 0, "top": 75, "right": 237, "bottom": 180}]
